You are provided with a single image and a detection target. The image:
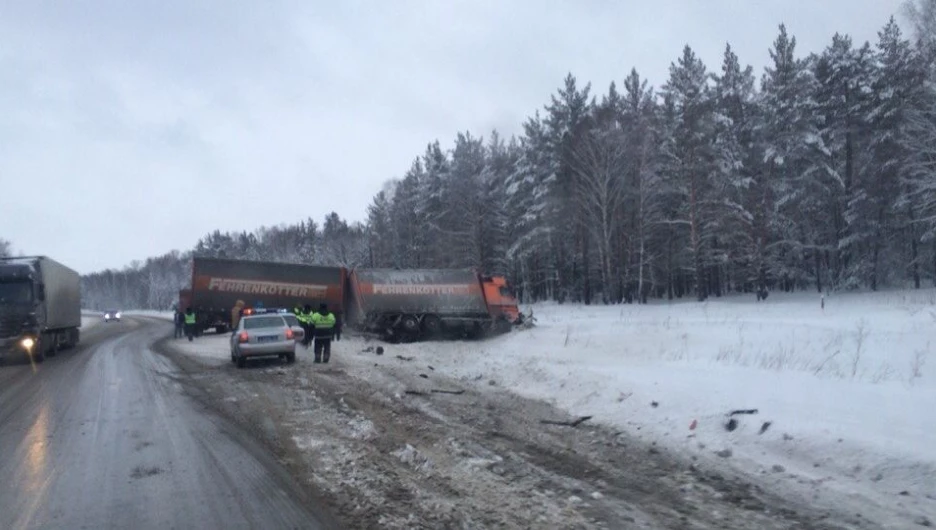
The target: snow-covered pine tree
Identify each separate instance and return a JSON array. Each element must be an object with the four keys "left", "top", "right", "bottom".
[
  {"left": 713, "top": 43, "right": 761, "bottom": 295},
  {"left": 814, "top": 33, "right": 875, "bottom": 290},
  {"left": 760, "top": 25, "right": 830, "bottom": 292},
  {"left": 620, "top": 69, "right": 661, "bottom": 303},
  {"left": 661, "top": 45, "right": 718, "bottom": 301},
  {"left": 543, "top": 73, "right": 593, "bottom": 303}
]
